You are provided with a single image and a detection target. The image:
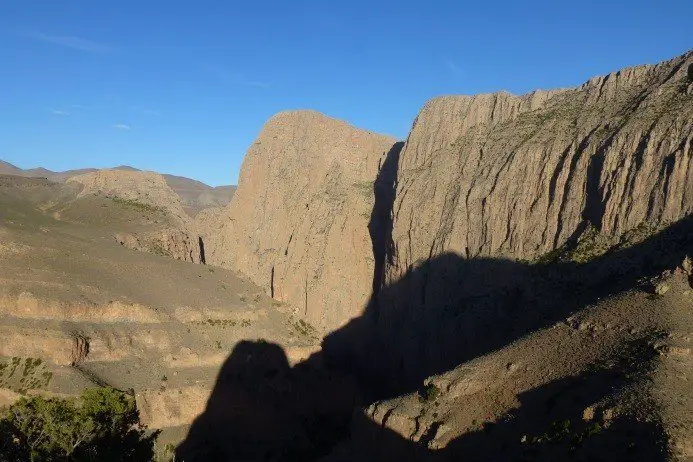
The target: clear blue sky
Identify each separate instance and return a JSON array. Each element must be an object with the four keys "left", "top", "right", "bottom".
[{"left": 1, "top": 1, "right": 691, "bottom": 186}]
